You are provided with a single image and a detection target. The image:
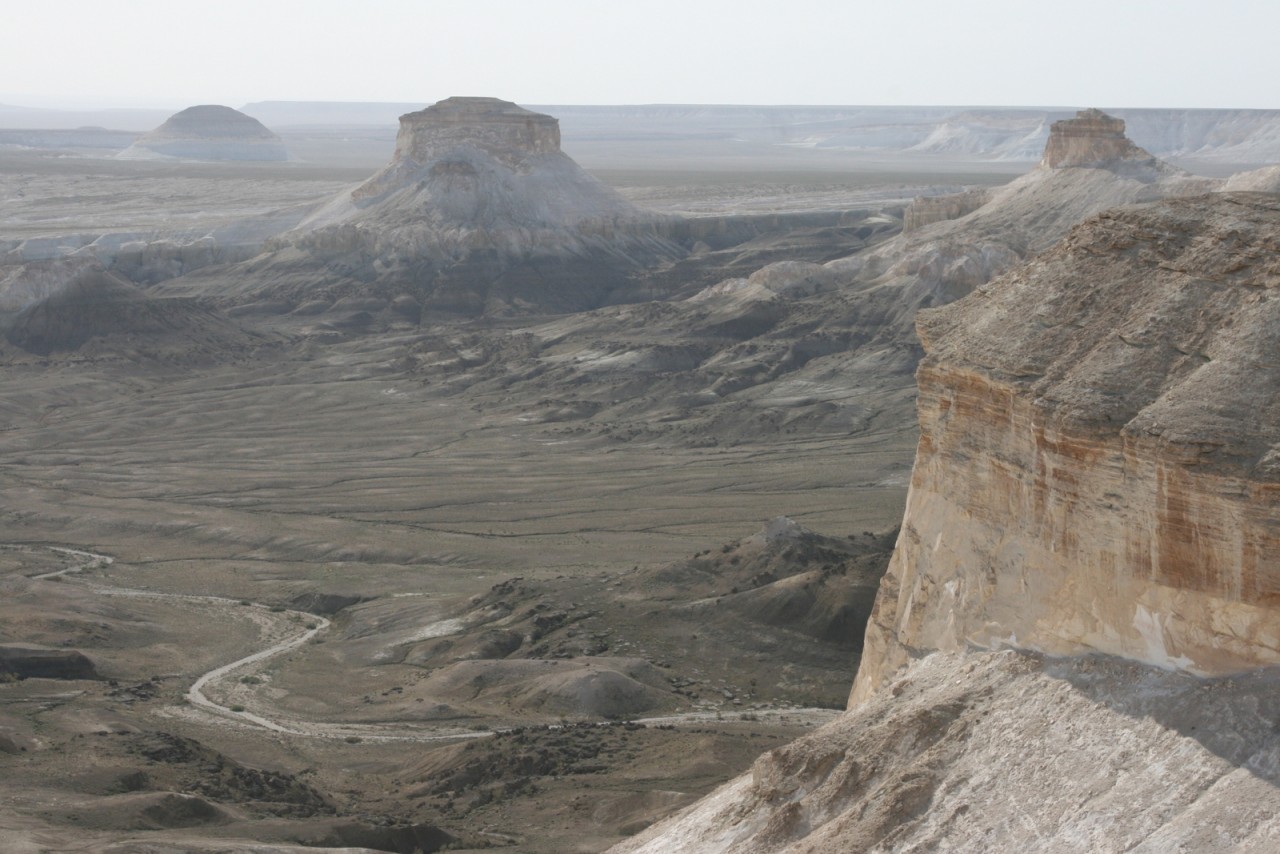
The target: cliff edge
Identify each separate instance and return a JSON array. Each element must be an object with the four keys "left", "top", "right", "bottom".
[
  {"left": 610, "top": 192, "right": 1280, "bottom": 853},
  {"left": 853, "top": 192, "right": 1280, "bottom": 702}
]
